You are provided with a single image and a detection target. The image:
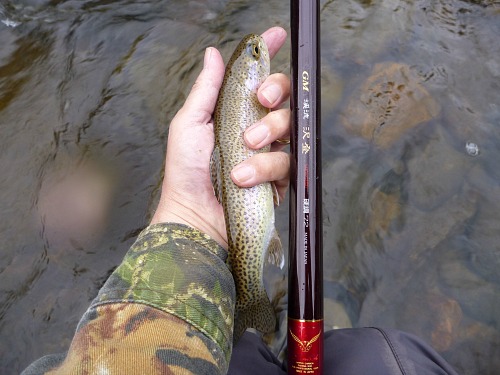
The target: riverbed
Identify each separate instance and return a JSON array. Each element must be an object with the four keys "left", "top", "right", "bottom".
[{"left": 0, "top": 1, "right": 499, "bottom": 373}]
